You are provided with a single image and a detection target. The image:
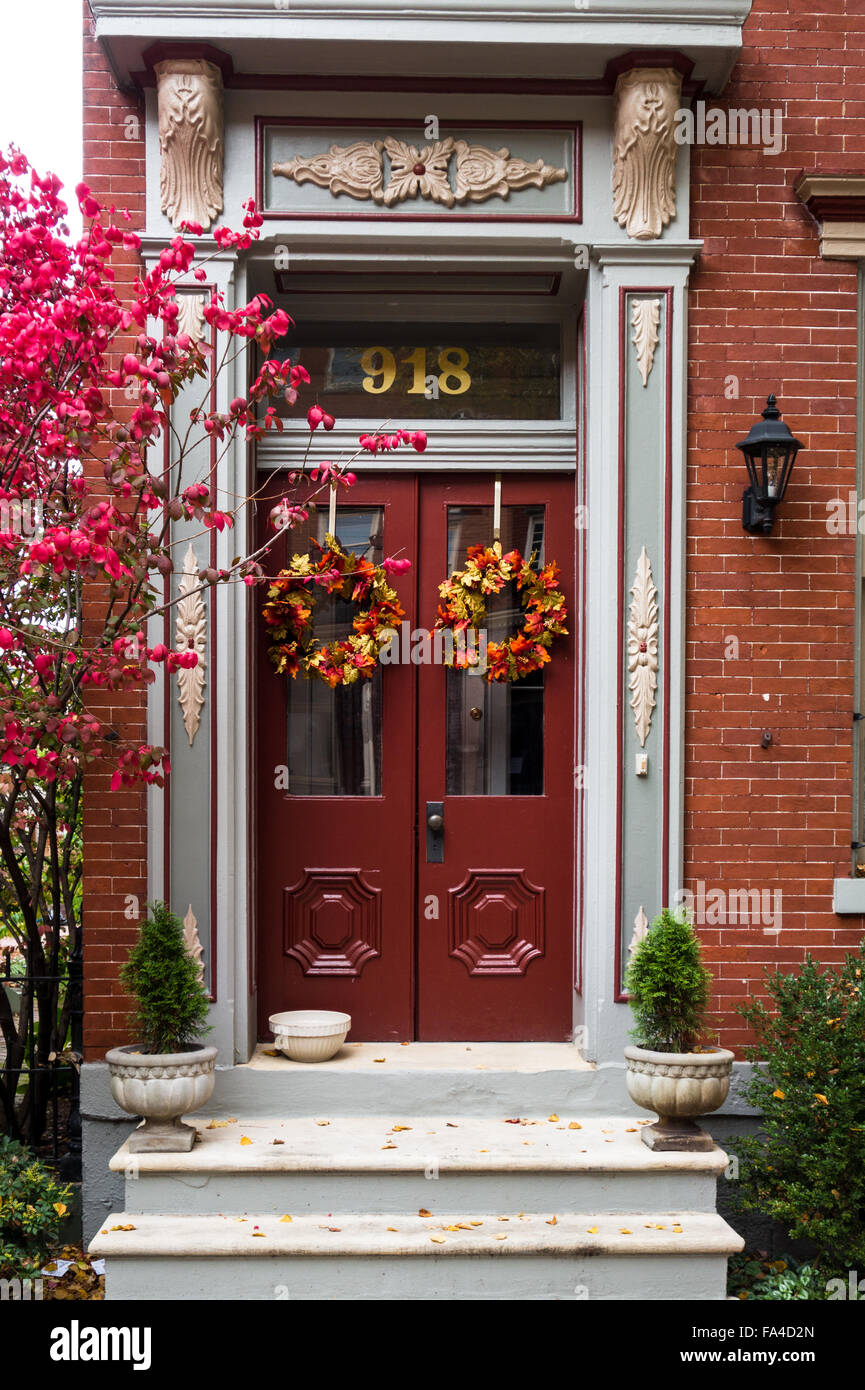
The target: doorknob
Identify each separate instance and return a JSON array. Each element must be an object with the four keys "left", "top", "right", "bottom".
[{"left": 425, "top": 801, "right": 444, "bottom": 863}]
